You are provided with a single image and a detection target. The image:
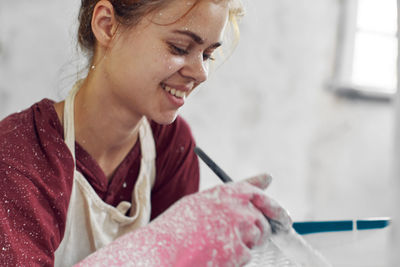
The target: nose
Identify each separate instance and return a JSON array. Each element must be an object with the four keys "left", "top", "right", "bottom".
[{"left": 180, "top": 54, "right": 208, "bottom": 84}]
